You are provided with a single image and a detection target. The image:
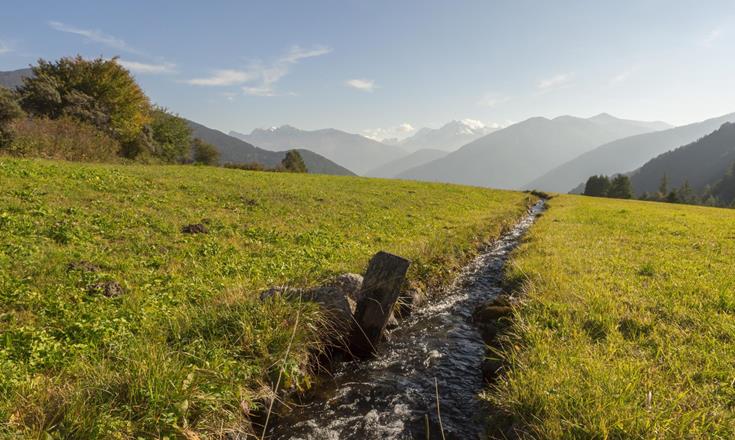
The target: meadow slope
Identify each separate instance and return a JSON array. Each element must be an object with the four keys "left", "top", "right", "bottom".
[
  {"left": 0, "top": 158, "right": 534, "bottom": 438},
  {"left": 488, "top": 195, "right": 735, "bottom": 438}
]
